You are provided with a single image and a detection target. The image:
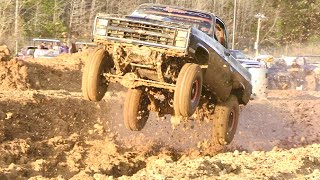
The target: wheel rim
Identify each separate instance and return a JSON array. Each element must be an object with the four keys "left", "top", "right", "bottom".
[
  {"left": 191, "top": 79, "right": 199, "bottom": 103},
  {"left": 228, "top": 111, "right": 236, "bottom": 131}
]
